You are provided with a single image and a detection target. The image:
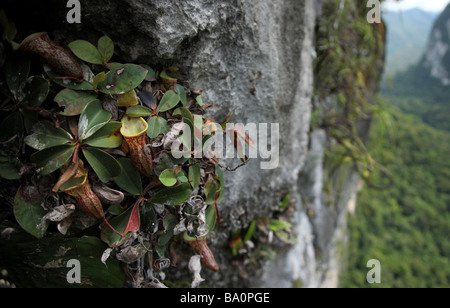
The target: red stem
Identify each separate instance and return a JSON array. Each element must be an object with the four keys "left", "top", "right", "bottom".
[
  {"left": 53, "top": 76, "right": 84, "bottom": 83},
  {"left": 103, "top": 218, "right": 123, "bottom": 237},
  {"left": 154, "top": 149, "right": 168, "bottom": 157},
  {"left": 73, "top": 143, "right": 80, "bottom": 163},
  {"left": 214, "top": 200, "right": 222, "bottom": 225}
]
